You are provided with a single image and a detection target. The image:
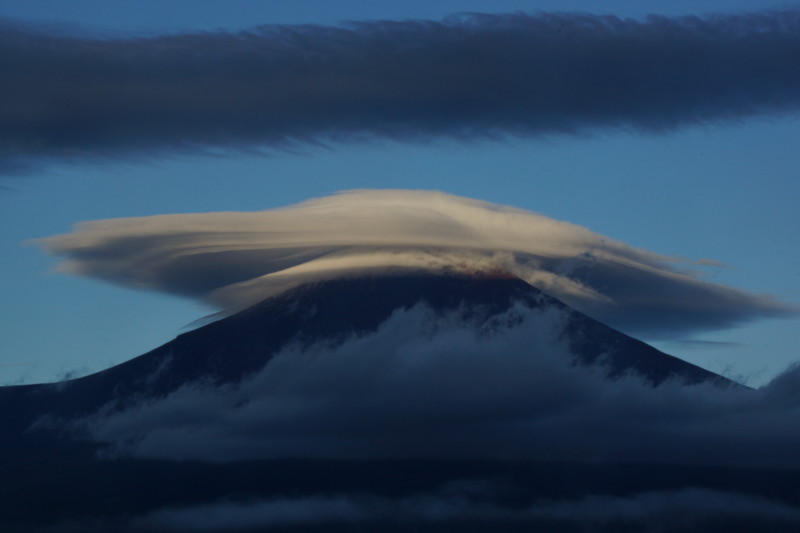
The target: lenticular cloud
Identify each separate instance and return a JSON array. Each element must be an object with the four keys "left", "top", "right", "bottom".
[
  {"left": 37, "top": 189, "right": 792, "bottom": 337},
  {"left": 4, "top": 9, "right": 800, "bottom": 176}
]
